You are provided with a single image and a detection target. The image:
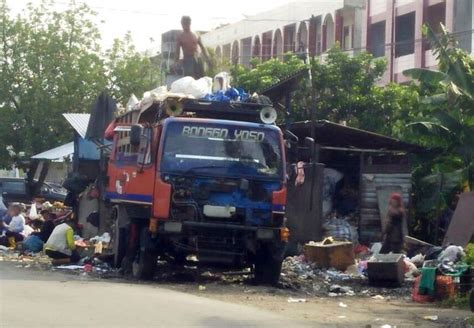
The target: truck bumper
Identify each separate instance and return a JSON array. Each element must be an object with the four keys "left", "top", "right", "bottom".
[
  {"left": 161, "top": 221, "right": 284, "bottom": 241},
  {"left": 156, "top": 221, "right": 287, "bottom": 261}
]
